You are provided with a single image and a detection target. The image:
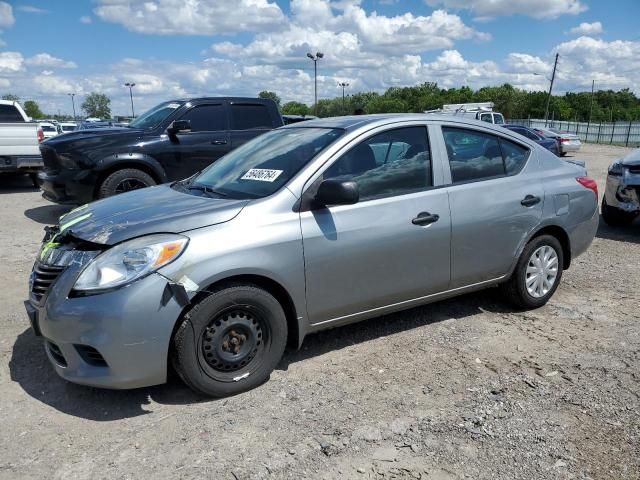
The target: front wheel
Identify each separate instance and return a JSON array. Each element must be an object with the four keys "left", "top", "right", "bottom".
[
  {"left": 97, "top": 168, "right": 156, "bottom": 199},
  {"left": 502, "top": 235, "right": 563, "bottom": 309},
  {"left": 172, "top": 284, "right": 287, "bottom": 397}
]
